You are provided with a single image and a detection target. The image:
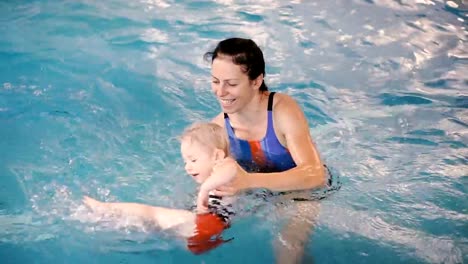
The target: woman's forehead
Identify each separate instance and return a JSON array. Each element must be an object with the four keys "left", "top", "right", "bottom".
[{"left": 211, "top": 58, "right": 246, "bottom": 78}]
